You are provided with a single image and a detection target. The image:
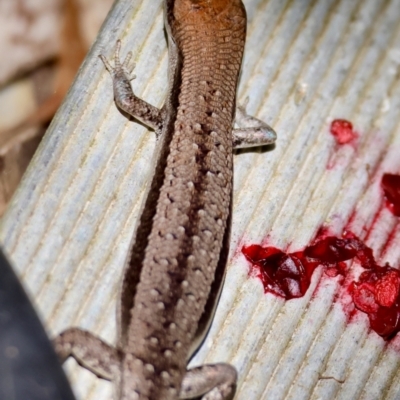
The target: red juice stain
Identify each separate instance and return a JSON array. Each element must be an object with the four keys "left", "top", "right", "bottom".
[
  {"left": 381, "top": 173, "right": 400, "bottom": 216},
  {"left": 330, "top": 119, "right": 358, "bottom": 145},
  {"left": 243, "top": 233, "right": 400, "bottom": 340}
]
